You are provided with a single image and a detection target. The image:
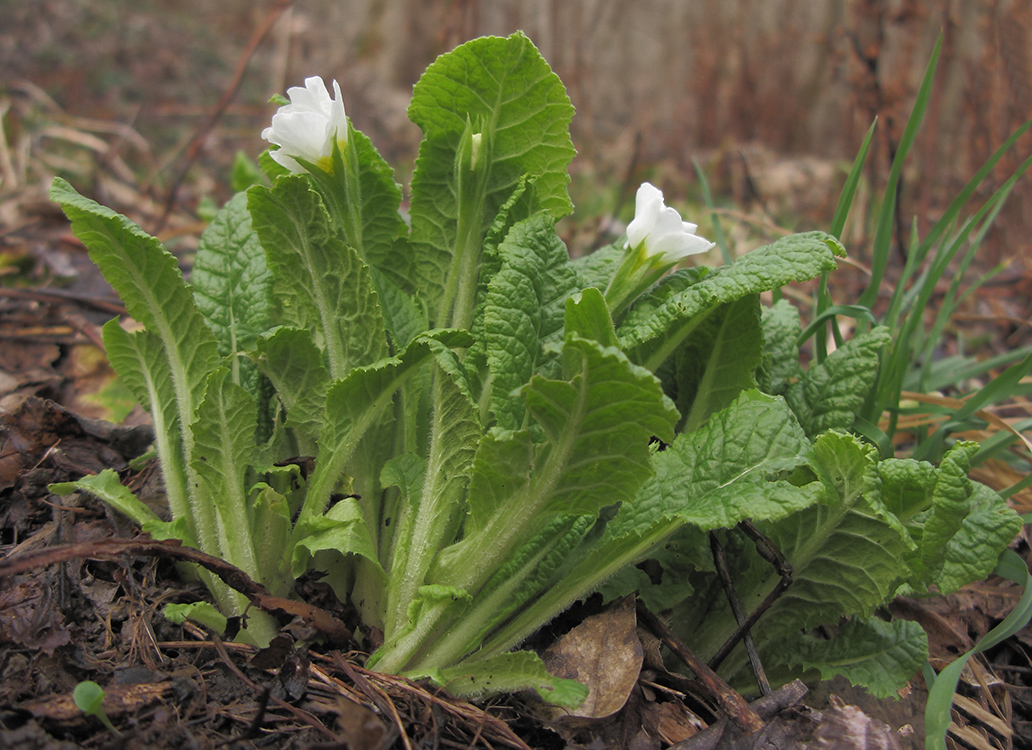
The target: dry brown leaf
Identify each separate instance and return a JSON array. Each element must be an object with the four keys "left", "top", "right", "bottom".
[{"left": 543, "top": 596, "right": 643, "bottom": 720}]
